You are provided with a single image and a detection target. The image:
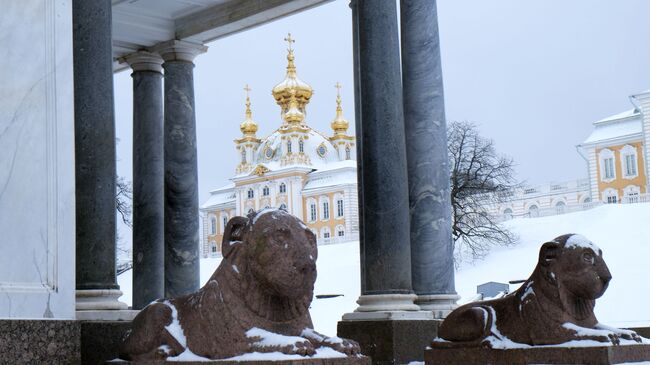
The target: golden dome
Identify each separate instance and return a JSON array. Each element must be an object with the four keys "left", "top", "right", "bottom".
[
  {"left": 240, "top": 84, "right": 258, "bottom": 135},
  {"left": 272, "top": 34, "right": 313, "bottom": 114},
  {"left": 331, "top": 82, "right": 349, "bottom": 134}
]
